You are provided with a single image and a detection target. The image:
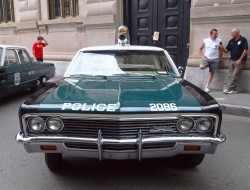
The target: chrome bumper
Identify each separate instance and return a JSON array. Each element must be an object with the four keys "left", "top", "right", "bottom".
[{"left": 16, "top": 132, "right": 226, "bottom": 161}]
